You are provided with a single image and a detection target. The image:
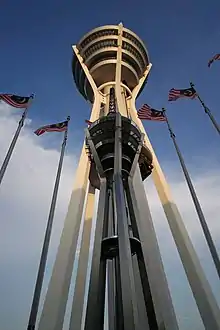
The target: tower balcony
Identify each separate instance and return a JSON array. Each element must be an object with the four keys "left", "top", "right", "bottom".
[
  {"left": 86, "top": 113, "right": 153, "bottom": 188},
  {"left": 72, "top": 24, "right": 150, "bottom": 102}
]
